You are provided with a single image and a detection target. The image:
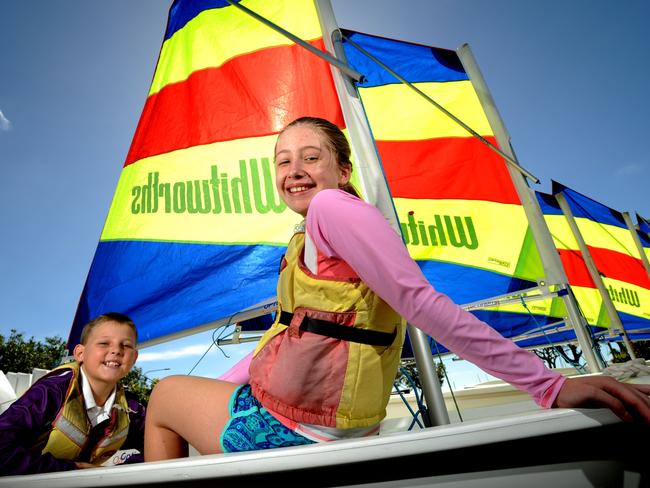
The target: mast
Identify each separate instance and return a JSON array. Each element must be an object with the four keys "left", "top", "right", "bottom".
[
  {"left": 622, "top": 211, "right": 650, "bottom": 278},
  {"left": 554, "top": 191, "right": 637, "bottom": 358},
  {"left": 457, "top": 44, "right": 603, "bottom": 372},
  {"left": 315, "top": 0, "right": 449, "bottom": 426}
]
